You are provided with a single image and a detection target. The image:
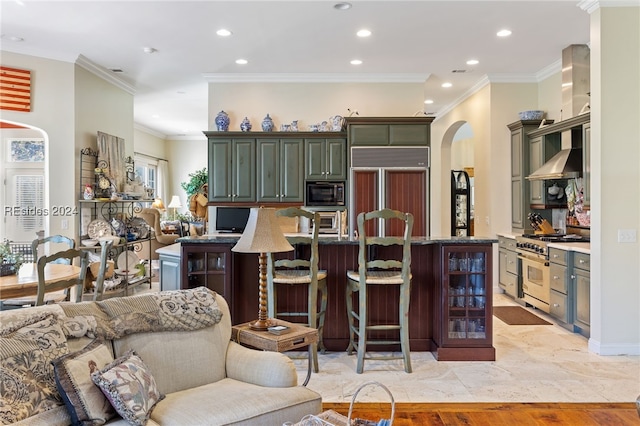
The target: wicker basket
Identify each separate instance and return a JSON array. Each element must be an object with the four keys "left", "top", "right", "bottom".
[{"left": 294, "top": 381, "right": 395, "bottom": 426}]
